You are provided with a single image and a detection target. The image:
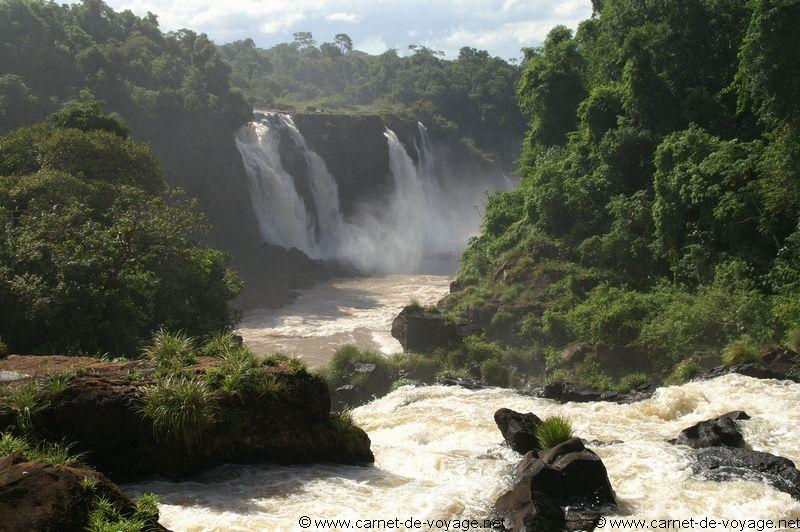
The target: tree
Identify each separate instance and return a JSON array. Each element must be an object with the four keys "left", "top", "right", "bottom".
[
  {"left": 292, "top": 31, "right": 316, "bottom": 50},
  {"left": 334, "top": 33, "right": 353, "bottom": 54}
]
